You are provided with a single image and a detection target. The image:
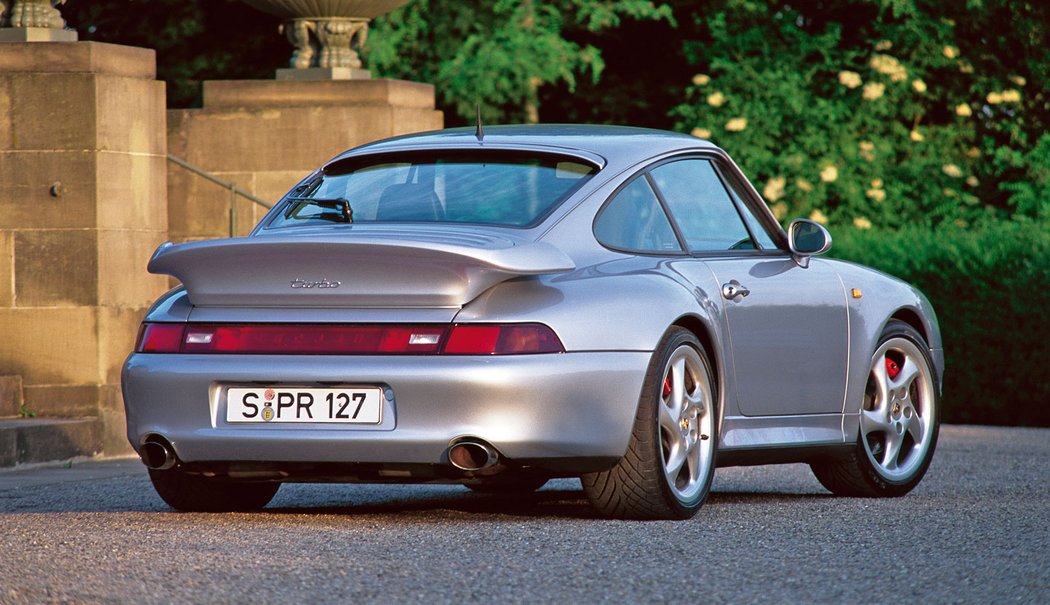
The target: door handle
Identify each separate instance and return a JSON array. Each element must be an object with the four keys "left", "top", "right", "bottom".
[{"left": 721, "top": 280, "right": 750, "bottom": 301}]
